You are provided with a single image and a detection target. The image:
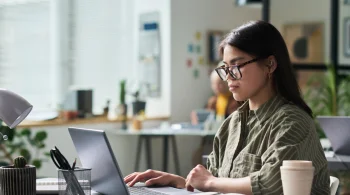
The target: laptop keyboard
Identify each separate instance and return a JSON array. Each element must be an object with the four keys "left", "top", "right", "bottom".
[{"left": 128, "top": 186, "right": 168, "bottom": 195}]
